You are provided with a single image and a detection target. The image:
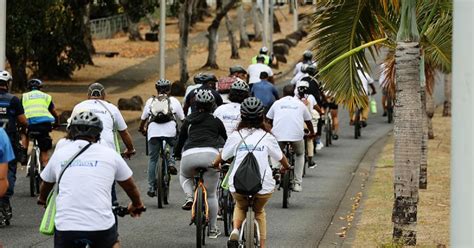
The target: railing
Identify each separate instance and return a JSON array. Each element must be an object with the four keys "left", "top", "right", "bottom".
[{"left": 90, "top": 14, "right": 128, "bottom": 39}]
